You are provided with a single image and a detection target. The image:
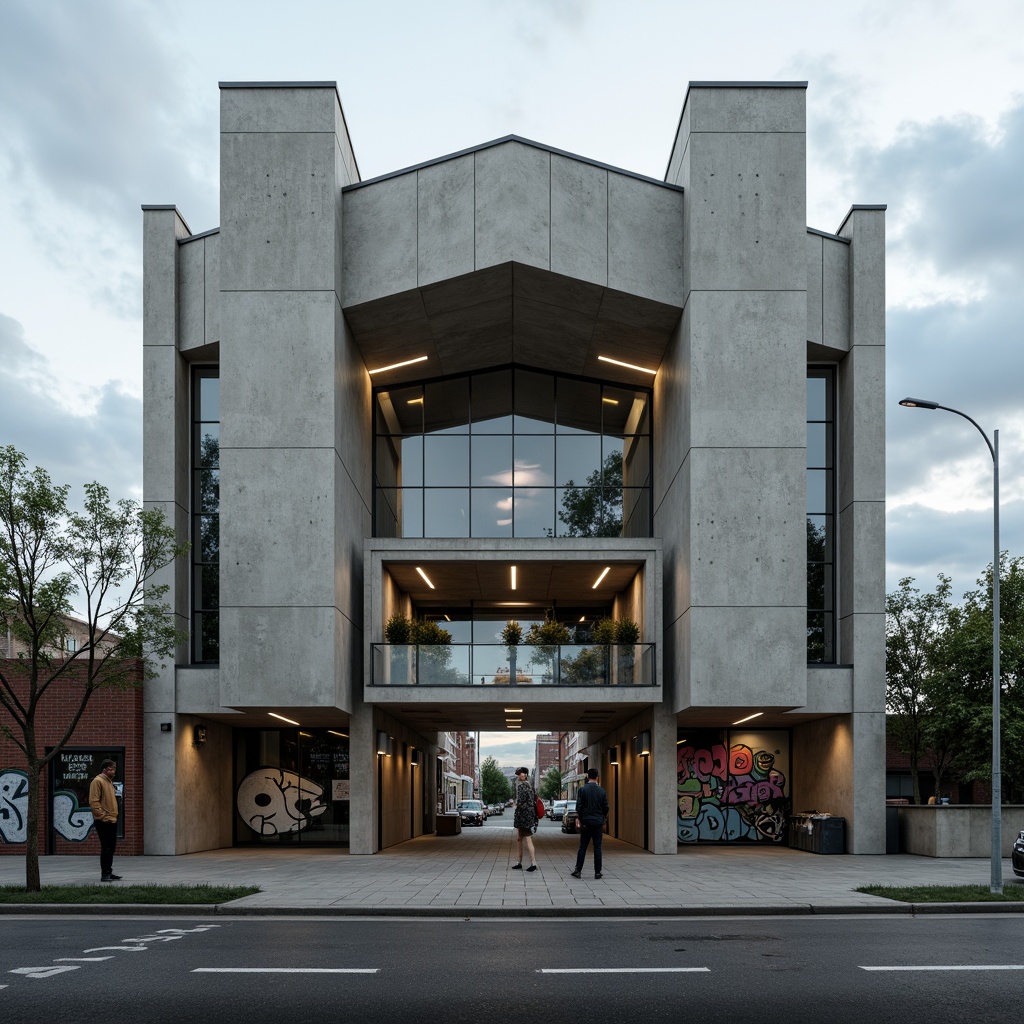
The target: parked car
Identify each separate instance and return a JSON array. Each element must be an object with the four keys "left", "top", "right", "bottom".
[
  {"left": 489, "top": 803, "right": 504, "bottom": 816},
  {"left": 560, "top": 800, "right": 579, "bottom": 833},
  {"left": 1013, "top": 830, "right": 1024, "bottom": 877},
  {"left": 457, "top": 799, "right": 485, "bottom": 827},
  {"left": 550, "top": 799, "right": 568, "bottom": 821}
]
